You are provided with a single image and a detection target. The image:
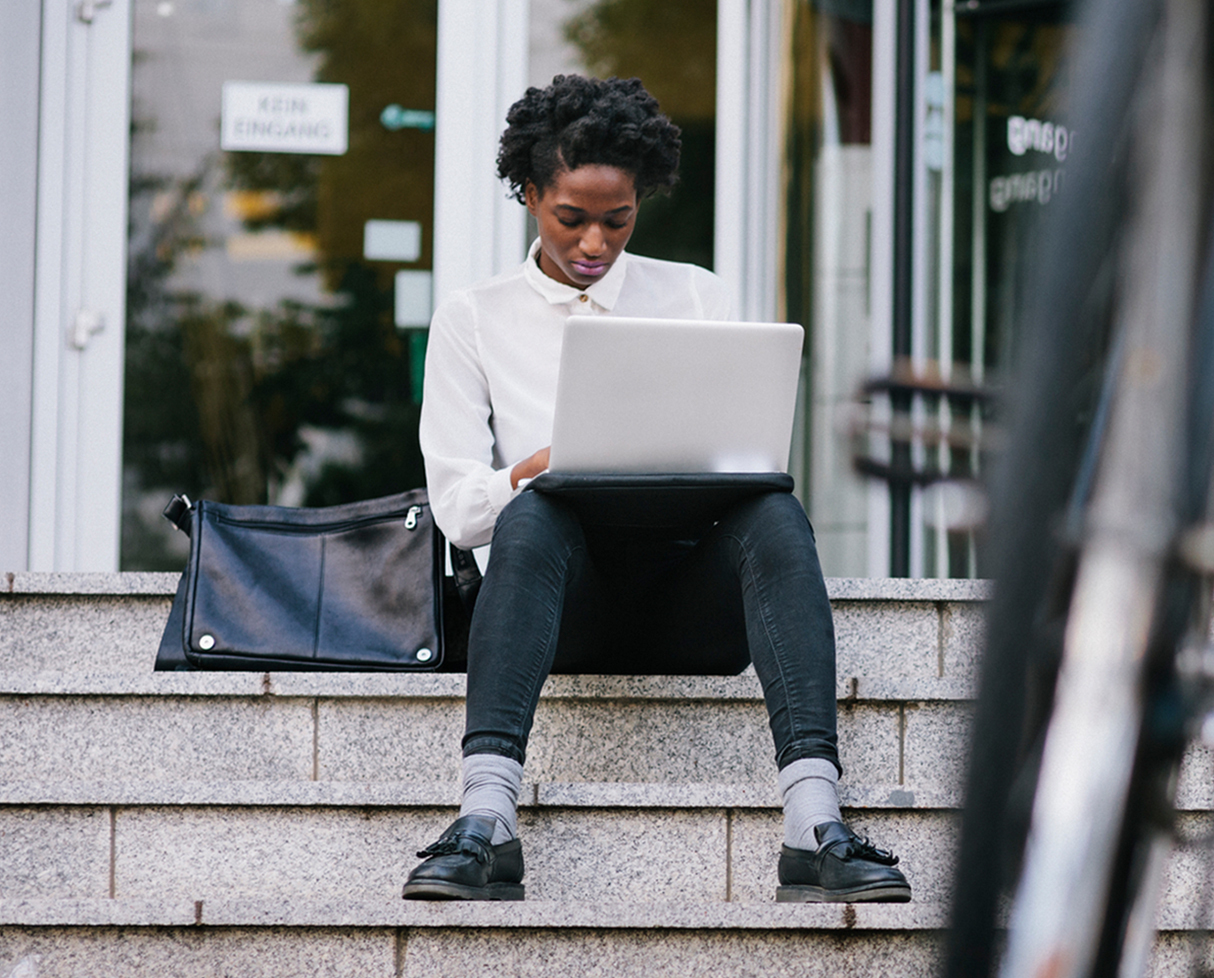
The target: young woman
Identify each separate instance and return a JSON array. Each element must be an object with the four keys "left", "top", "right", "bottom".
[{"left": 405, "top": 74, "right": 910, "bottom": 903}]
